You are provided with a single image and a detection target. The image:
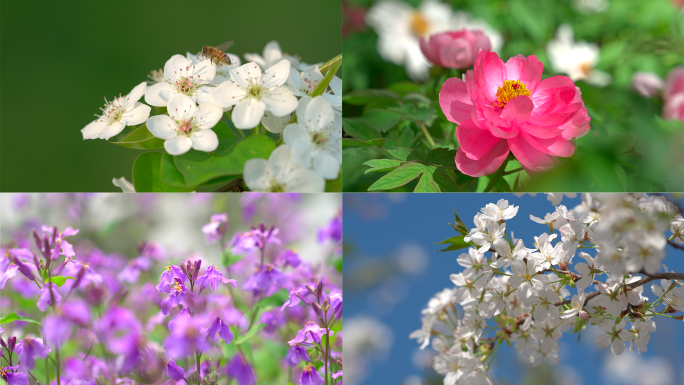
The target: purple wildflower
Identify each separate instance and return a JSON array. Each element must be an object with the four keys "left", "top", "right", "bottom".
[
  {"left": 164, "top": 311, "right": 208, "bottom": 359},
  {"left": 166, "top": 359, "right": 186, "bottom": 381},
  {"left": 243, "top": 263, "right": 287, "bottom": 296},
  {"left": 281, "top": 286, "right": 314, "bottom": 311},
  {"left": 43, "top": 315, "right": 71, "bottom": 348},
  {"left": 226, "top": 354, "right": 256, "bottom": 385},
  {"left": 160, "top": 279, "right": 196, "bottom": 315},
  {"left": 289, "top": 322, "right": 334, "bottom": 347},
  {"left": 94, "top": 307, "right": 142, "bottom": 357},
  {"left": 37, "top": 283, "right": 62, "bottom": 311},
  {"left": 117, "top": 256, "right": 152, "bottom": 284},
  {"left": 156, "top": 264, "right": 186, "bottom": 294},
  {"left": 196, "top": 265, "right": 237, "bottom": 291},
  {"left": 0, "top": 366, "right": 28, "bottom": 385},
  {"left": 0, "top": 257, "right": 19, "bottom": 289},
  {"left": 299, "top": 364, "right": 325, "bottom": 385},
  {"left": 202, "top": 213, "right": 228, "bottom": 244},
  {"left": 139, "top": 241, "right": 165, "bottom": 261},
  {"left": 17, "top": 336, "right": 49, "bottom": 371},
  {"left": 280, "top": 249, "right": 301, "bottom": 268},
  {"left": 207, "top": 316, "right": 234, "bottom": 344},
  {"left": 285, "top": 346, "right": 310, "bottom": 366},
  {"left": 260, "top": 309, "right": 286, "bottom": 334},
  {"left": 318, "top": 216, "right": 342, "bottom": 244}
]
